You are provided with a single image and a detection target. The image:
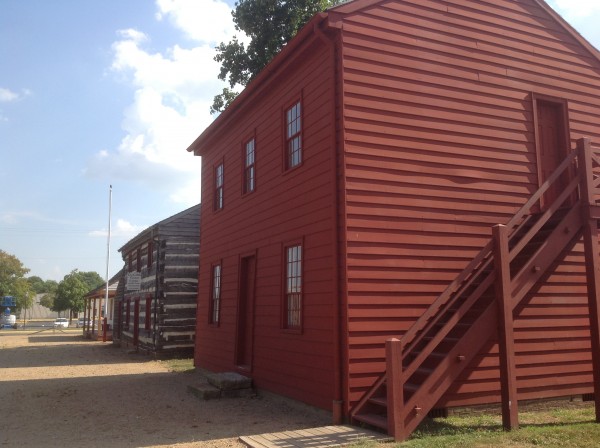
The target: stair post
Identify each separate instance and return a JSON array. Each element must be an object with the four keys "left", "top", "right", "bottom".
[
  {"left": 492, "top": 224, "right": 519, "bottom": 430},
  {"left": 386, "top": 338, "right": 405, "bottom": 441},
  {"left": 578, "top": 137, "right": 600, "bottom": 423}
]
